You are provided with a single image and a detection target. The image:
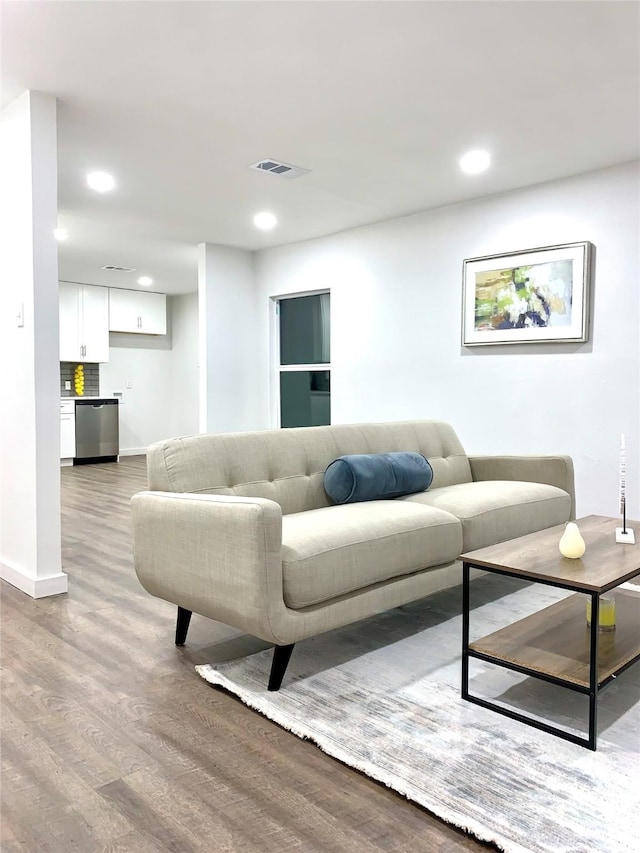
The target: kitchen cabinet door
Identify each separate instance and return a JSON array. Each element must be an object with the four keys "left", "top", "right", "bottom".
[
  {"left": 60, "top": 400, "right": 76, "bottom": 459},
  {"left": 59, "top": 283, "right": 82, "bottom": 361},
  {"left": 81, "top": 285, "right": 109, "bottom": 362},
  {"left": 108, "top": 288, "right": 139, "bottom": 333},
  {"left": 138, "top": 292, "right": 167, "bottom": 334},
  {"left": 109, "top": 288, "right": 166, "bottom": 335},
  {"left": 60, "top": 413, "right": 76, "bottom": 458}
]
